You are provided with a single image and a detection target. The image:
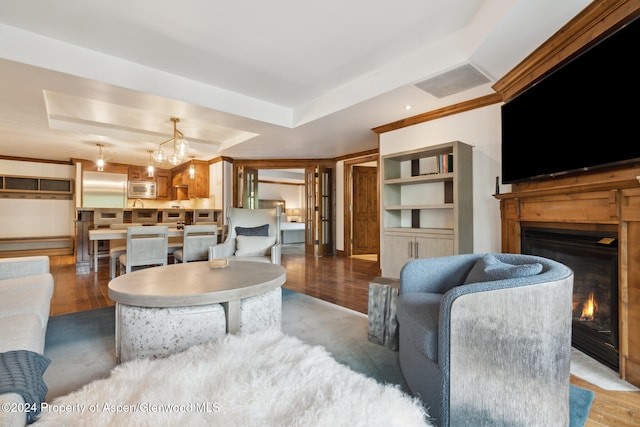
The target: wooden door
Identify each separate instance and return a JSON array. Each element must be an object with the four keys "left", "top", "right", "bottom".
[
  {"left": 305, "top": 166, "right": 333, "bottom": 256},
  {"left": 305, "top": 167, "right": 315, "bottom": 256},
  {"left": 352, "top": 165, "right": 378, "bottom": 255},
  {"left": 317, "top": 166, "right": 332, "bottom": 256},
  {"left": 238, "top": 167, "right": 258, "bottom": 209}
]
